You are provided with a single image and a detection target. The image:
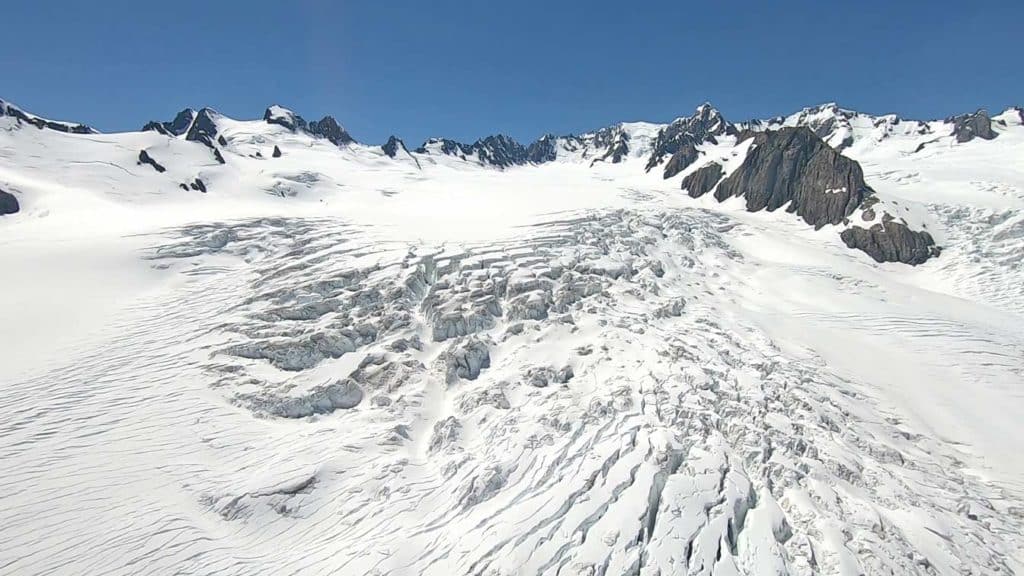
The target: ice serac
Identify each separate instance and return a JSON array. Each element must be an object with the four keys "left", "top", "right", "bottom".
[
  {"left": 948, "top": 109, "right": 997, "bottom": 143},
  {"left": 0, "top": 99, "right": 95, "bottom": 134},
  {"left": 646, "top": 103, "right": 736, "bottom": 177},
  {"left": 840, "top": 218, "right": 941, "bottom": 265},
  {"left": 680, "top": 162, "right": 723, "bottom": 198},
  {"left": 714, "top": 127, "right": 871, "bottom": 228},
  {"left": 0, "top": 189, "right": 19, "bottom": 215},
  {"left": 142, "top": 108, "right": 196, "bottom": 136}
]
